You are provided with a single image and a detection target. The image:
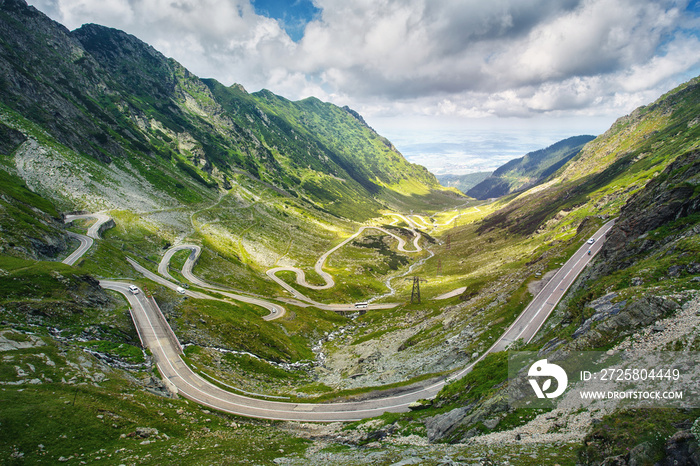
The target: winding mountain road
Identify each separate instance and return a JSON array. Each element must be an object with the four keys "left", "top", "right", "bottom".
[
  {"left": 64, "top": 212, "right": 112, "bottom": 239},
  {"left": 266, "top": 225, "right": 422, "bottom": 294},
  {"left": 62, "top": 211, "right": 614, "bottom": 421},
  {"left": 61, "top": 213, "right": 112, "bottom": 266},
  {"left": 130, "top": 256, "right": 285, "bottom": 321},
  {"left": 101, "top": 219, "right": 615, "bottom": 421},
  {"left": 101, "top": 280, "right": 443, "bottom": 421},
  {"left": 155, "top": 241, "right": 402, "bottom": 312},
  {"left": 62, "top": 232, "right": 93, "bottom": 266},
  {"left": 157, "top": 244, "right": 200, "bottom": 284}
]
